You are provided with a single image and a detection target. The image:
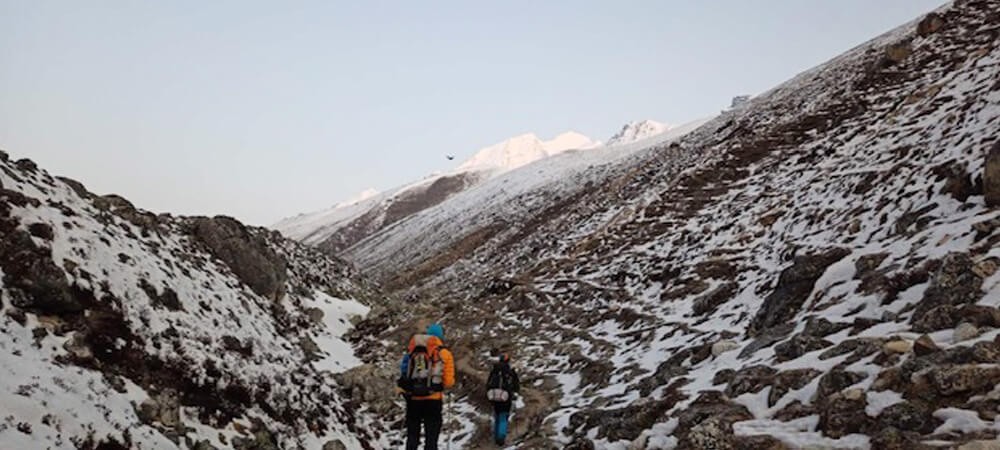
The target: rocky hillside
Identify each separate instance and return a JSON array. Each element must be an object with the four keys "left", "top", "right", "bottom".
[
  {"left": 340, "top": 1, "right": 1000, "bottom": 448},
  {"left": 0, "top": 153, "right": 387, "bottom": 449}
]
